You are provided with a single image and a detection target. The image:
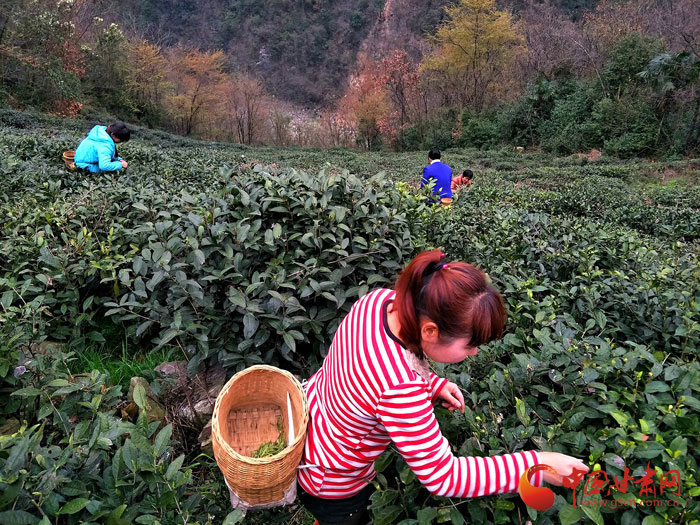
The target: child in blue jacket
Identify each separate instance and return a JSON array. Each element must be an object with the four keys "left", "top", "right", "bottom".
[{"left": 74, "top": 122, "right": 130, "bottom": 173}]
